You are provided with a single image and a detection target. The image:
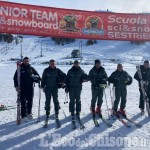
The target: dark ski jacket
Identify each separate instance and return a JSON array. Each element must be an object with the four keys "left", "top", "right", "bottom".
[
  {"left": 41, "top": 67, "right": 66, "bottom": 88},
  {"left": 66, "top": 66, "right": 87, "bottom": 88},
  {"left": 108, "top": 70, "right": 132, "bottom": 88},
  {"left": 134, "top": 65, "right": 150, "bottom": 87},
  {"left": 88, "top": 66, "right": 108, "bottom": 88},
  {"left": 13, "top": 63, "right": 40, "bottom": 88}
]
